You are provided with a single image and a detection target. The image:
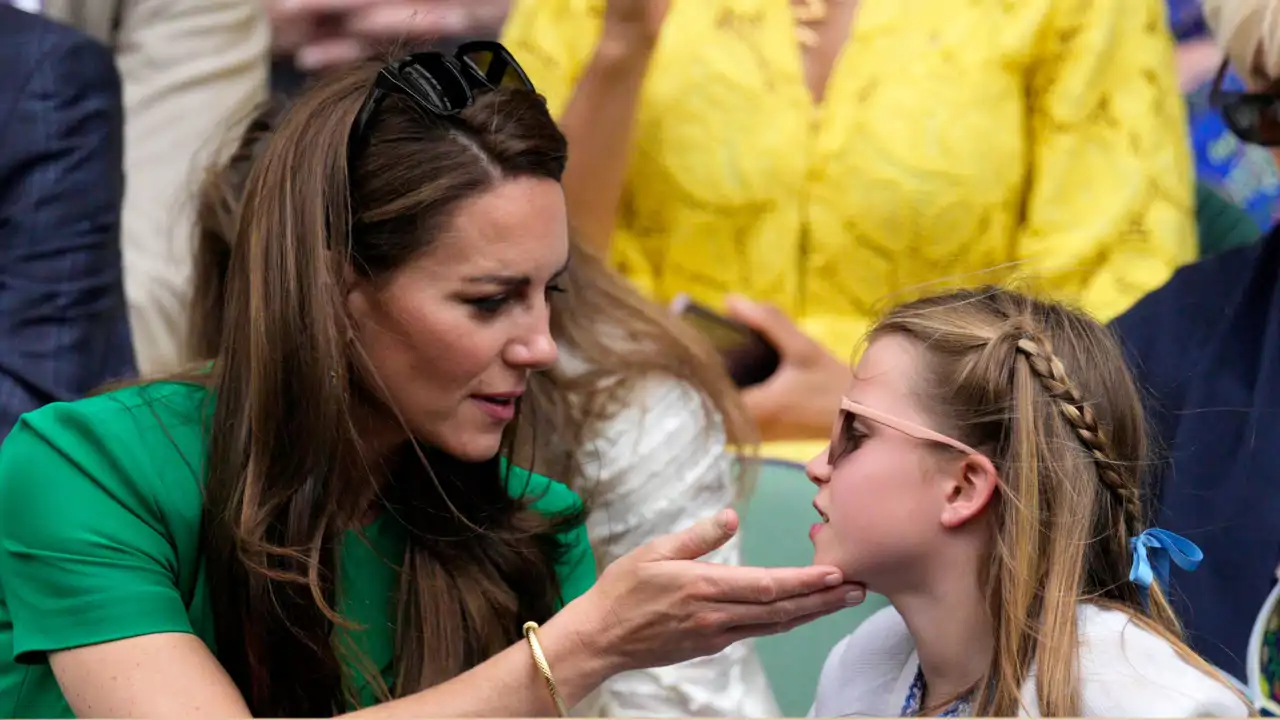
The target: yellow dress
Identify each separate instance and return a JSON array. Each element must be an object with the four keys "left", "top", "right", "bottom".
[{"left": 505, "top": 0, "right": 1194, "bottom": 461}]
